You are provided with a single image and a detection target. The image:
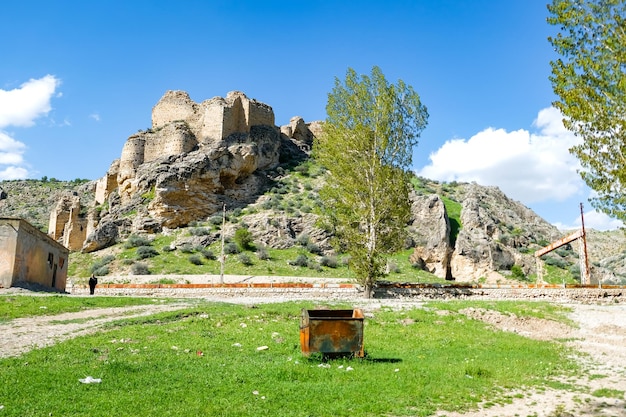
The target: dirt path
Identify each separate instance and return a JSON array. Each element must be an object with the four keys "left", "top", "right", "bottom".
[
  {"left": 437, "top": 303, "right": 626, "bottom": 417},
  {"left": 1, "top": 295, "right": 624, "bottom": 416},
  {"left": 0, "top": 302, "right": 193, "bottom": 358}
]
